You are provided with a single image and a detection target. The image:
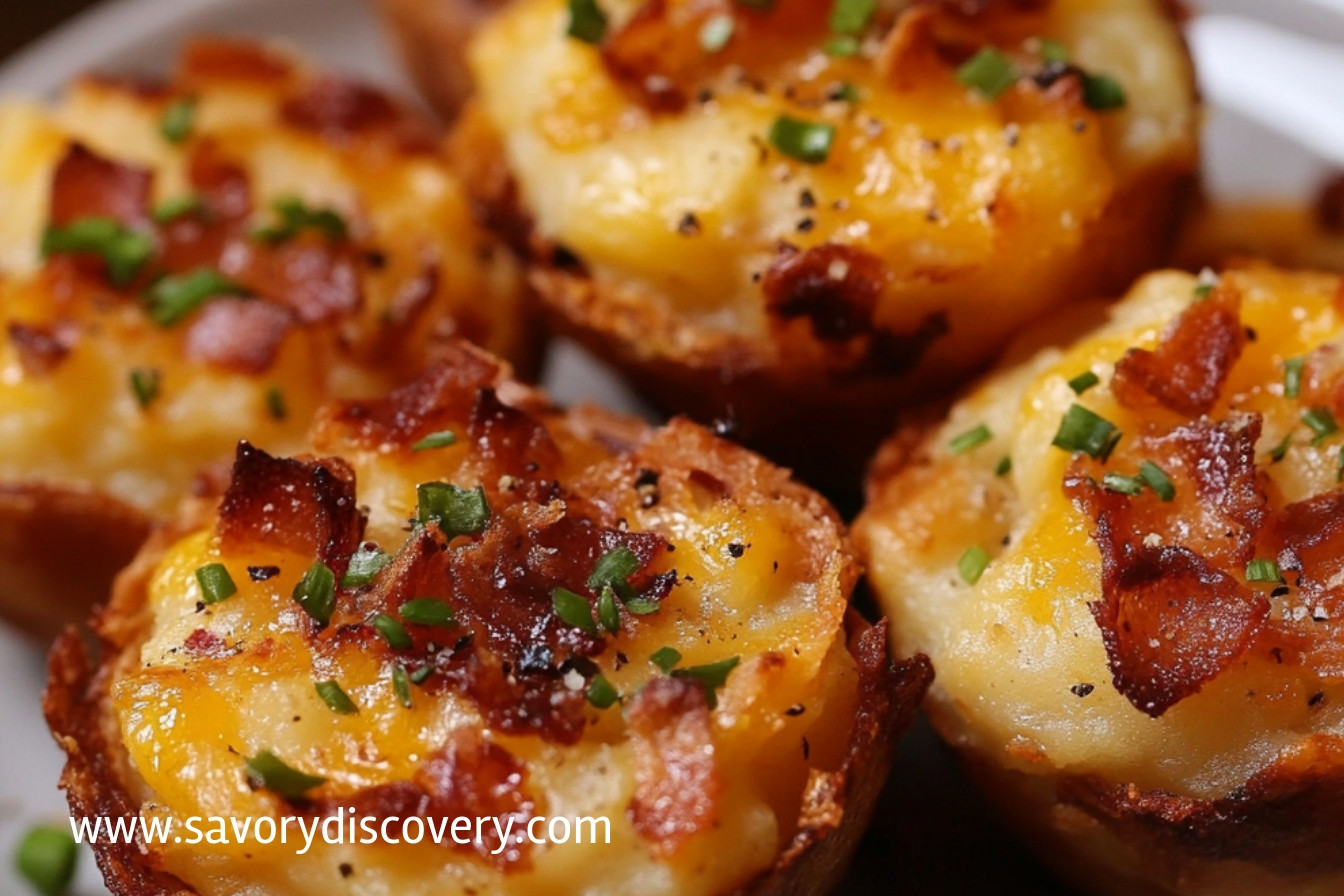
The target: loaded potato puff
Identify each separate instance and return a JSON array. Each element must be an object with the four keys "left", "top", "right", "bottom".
[
  {"left": 856, "top": 263, "right": 1344, "bottom": 895},
  {"left": 0, "top": 40, "right": 535, "bottom": 637},
  {"left": 46, "top": 341, "right": 931, "bottom": 896},
  {"left": 455, "top": 0, "right": 1198, "bottom": 489}
]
